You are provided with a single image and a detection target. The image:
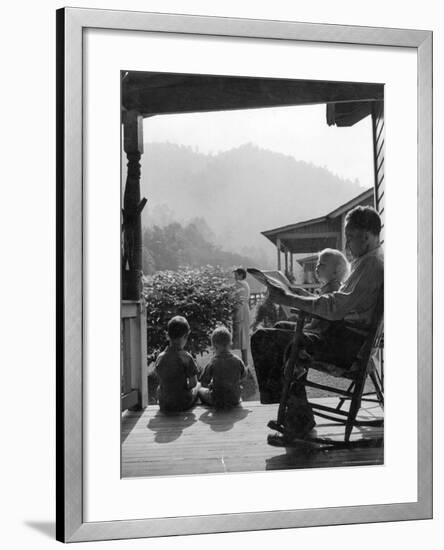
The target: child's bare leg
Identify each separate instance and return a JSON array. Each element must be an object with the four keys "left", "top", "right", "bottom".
[{"left": 198, "top": 387, "right": 214, "bottom": 406}]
